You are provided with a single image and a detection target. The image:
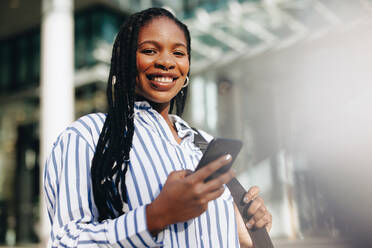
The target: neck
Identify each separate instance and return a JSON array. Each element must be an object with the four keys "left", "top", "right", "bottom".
[{"left": 151, "top": 102, "right": 171, "bottom": 120}]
